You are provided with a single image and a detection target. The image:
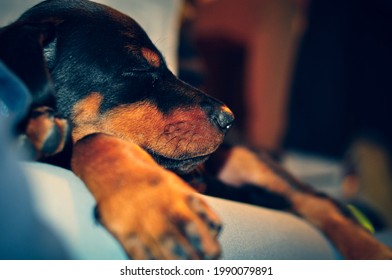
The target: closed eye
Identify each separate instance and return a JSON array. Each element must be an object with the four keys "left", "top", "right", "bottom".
[{"left": 122, "top": 67, "right": 154, "bottom": 76}]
